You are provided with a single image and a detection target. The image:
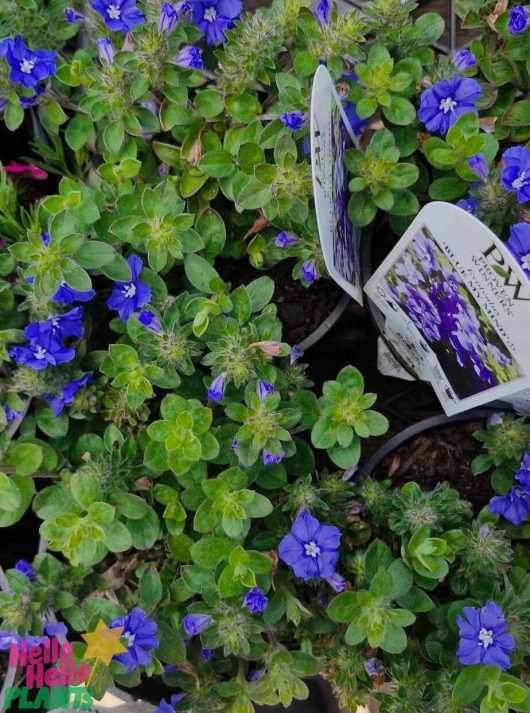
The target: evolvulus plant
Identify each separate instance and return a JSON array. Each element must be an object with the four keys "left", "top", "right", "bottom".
[{"left": 0, "top": 1, "right": 529, "bottom": 712}]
